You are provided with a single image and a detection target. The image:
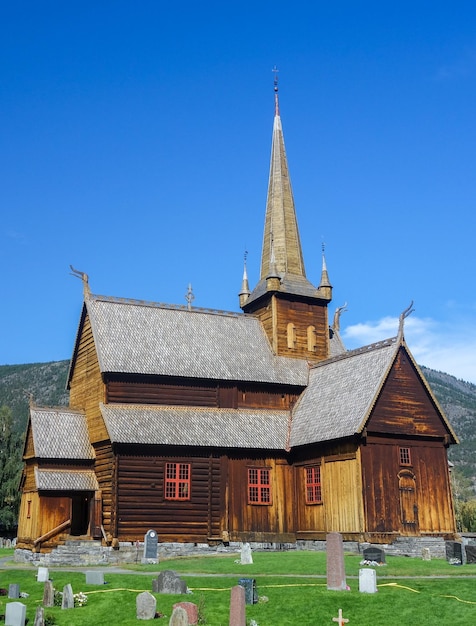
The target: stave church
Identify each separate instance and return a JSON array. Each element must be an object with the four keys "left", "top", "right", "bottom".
[{"left": 17, "top": 79, "right": 458, "bottom": 556}]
